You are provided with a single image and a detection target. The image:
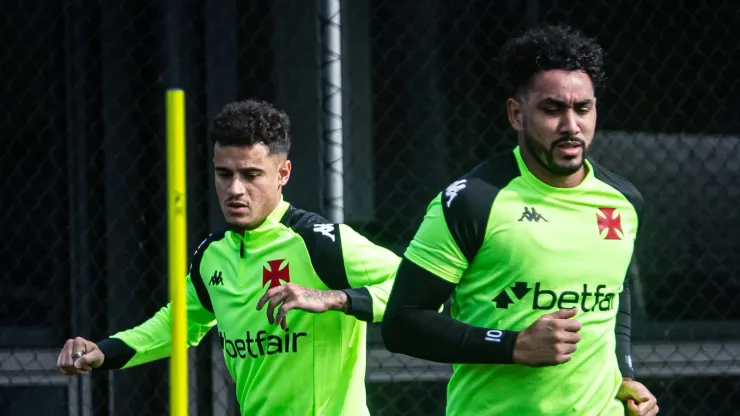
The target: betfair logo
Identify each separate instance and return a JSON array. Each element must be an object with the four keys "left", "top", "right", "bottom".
[
  {"left": 492, "top": 283, "right": 617, "bottom": 312},
  {"left": 492, "top": 282, "right": 532, "bottom": 308},
  {"left": 209, "top": 271, "right": 224, "bottom": 286},
  {"left": 518, "top": 207, "right": 548, "bottom": 222},
  {"left": 220, "top": 330, "right": 308, "bottom": 358}
]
